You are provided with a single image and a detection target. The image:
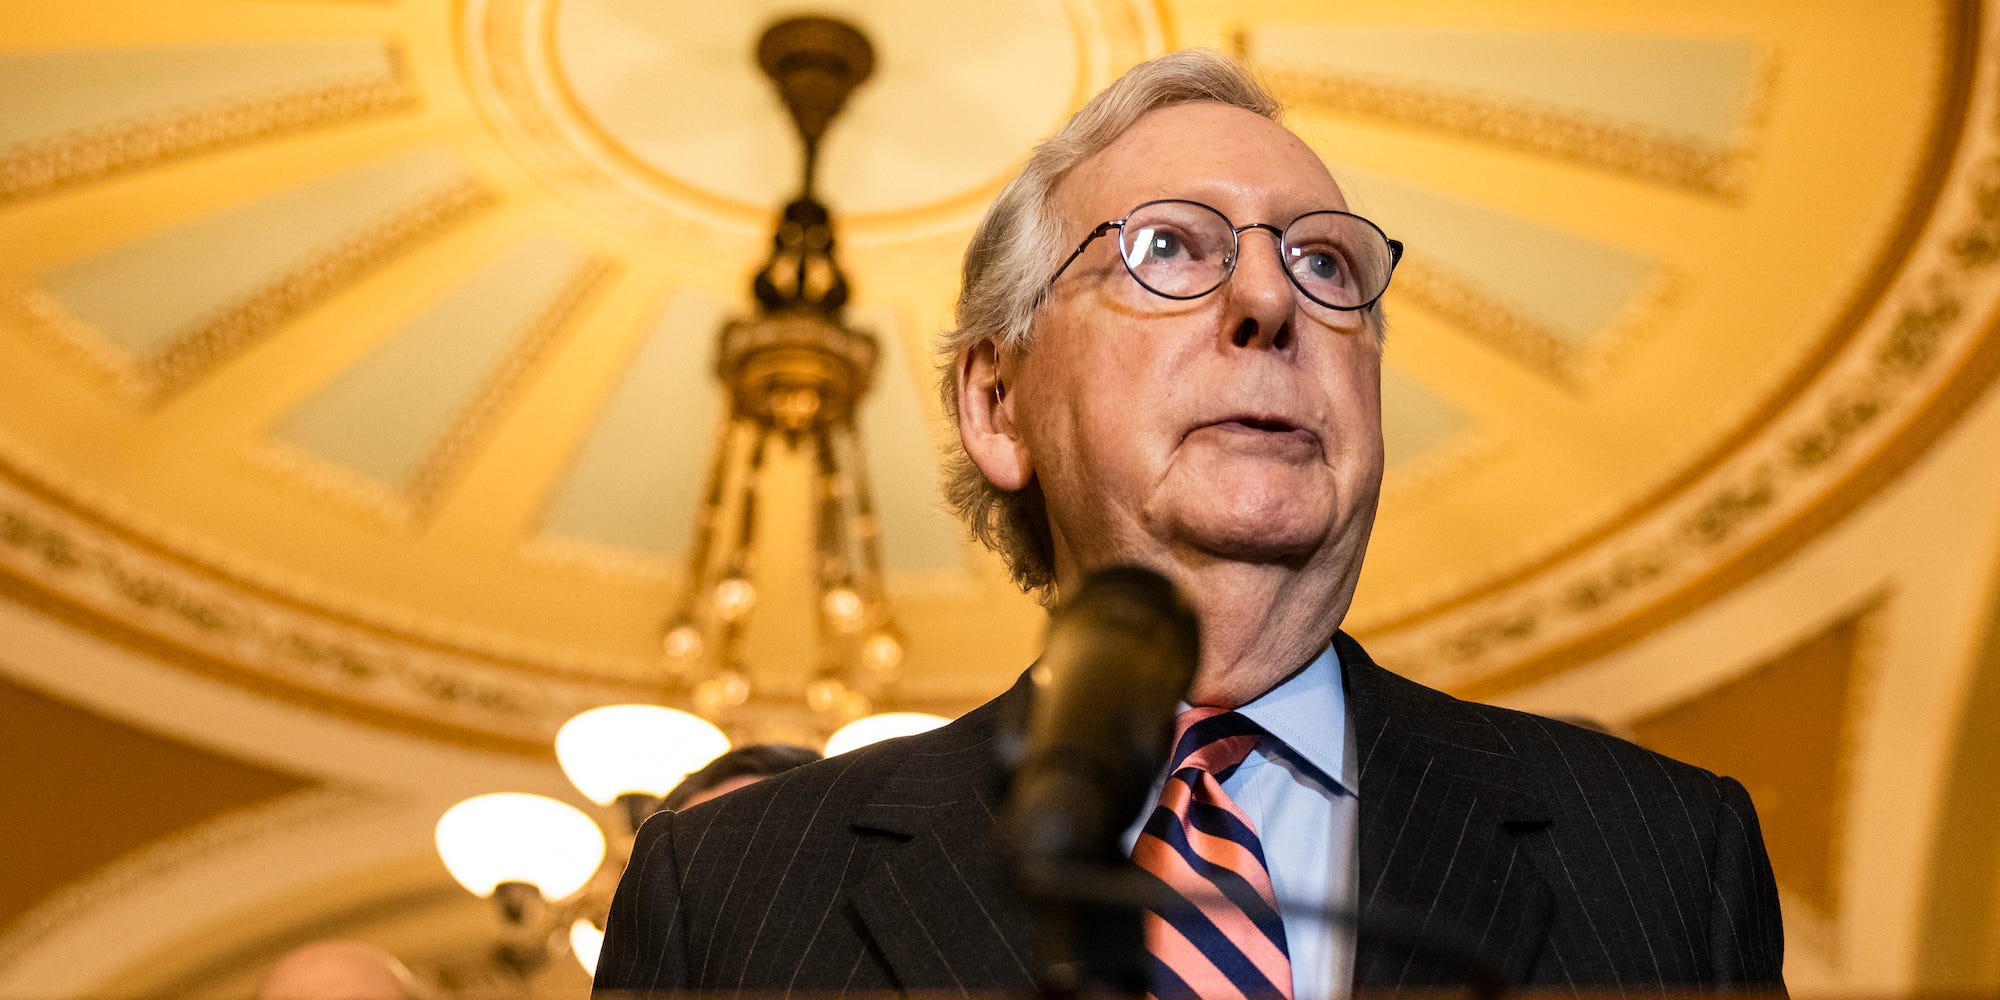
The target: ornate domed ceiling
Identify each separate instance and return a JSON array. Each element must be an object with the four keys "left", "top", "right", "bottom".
[
  {"left": 6, "top": 2, "right": 2000, "bottom": 997},
  {"left": 0, "top": 0, "right": 1992, "bottom": 748},
  {"left": 2, "top": 1, "right": 1996, "bottom": 750}
]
